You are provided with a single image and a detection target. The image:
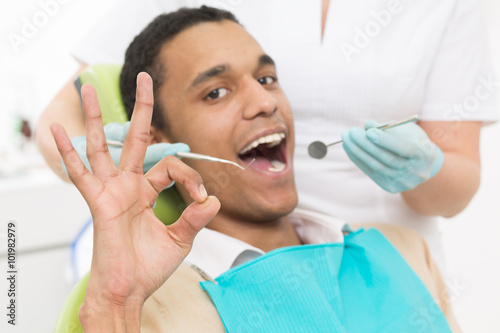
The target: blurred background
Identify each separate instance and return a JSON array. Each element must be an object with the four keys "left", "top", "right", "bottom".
[{"left": 0, "top": 0, "right": 498, "bottom": 332}]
